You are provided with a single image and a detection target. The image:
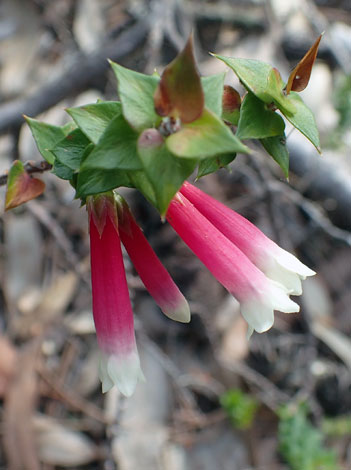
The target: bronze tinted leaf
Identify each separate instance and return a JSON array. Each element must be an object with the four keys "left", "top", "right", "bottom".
[
  {"left": 5, "top": 161, "right": 45, "bottom": 211},
  {"left": 154, "top": 35, "right": 204, "bottom": 123},
  {"left": 285, "top": 34, "right": 323, "bottom": 94},
  {"left": 222, "top": 85, "right": 241, "bottom": 113}
]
